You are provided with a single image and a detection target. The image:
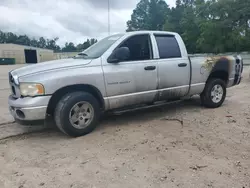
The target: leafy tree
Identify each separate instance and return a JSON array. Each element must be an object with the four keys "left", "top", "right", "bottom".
[
  {"left": 4, "top": 32, "right": 18, "bottom": 44},
  {"left": 0, "top": 31, "right": 5, "bottom": 43},
  {"left": 75, "top": 38, "right": 97, "bottom": 52},
  {"left": 30, "top": 39, "right": 38, "bottom": 47},
  {"left": 164, "top": 0, "right": 184, "bottom": 34},
  {"left": 62, "top": 42, "right": 77, "bottom": 52},
  {"left": 129, "top": 0, "right": 250, "bottom": 53},
  {"left": 165, "top": 0, "right": 250, "bottom": 53},
  {"left": 90, "top": 38, "right": 97, "bottom": 45},
  {"left": 80, "top": 39, "right": 91, "bottom": 50},
  {"left": 46, "top": 37, "right": 60, "bottom": 52},
  {"left": 38, "top": 37, "right": 46, "bottom": 48},
  {"left": 165, "top": 0, "right": 200, "bottom": 52},
  {"left": 0, "top": 30, "right": 97, "bottom": 52},
  {"left": 16, "top": 35, "right": 30, "bottom": 46},
  {"left": 127, "top": 0, "right": 169, "bottom": 31}
]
